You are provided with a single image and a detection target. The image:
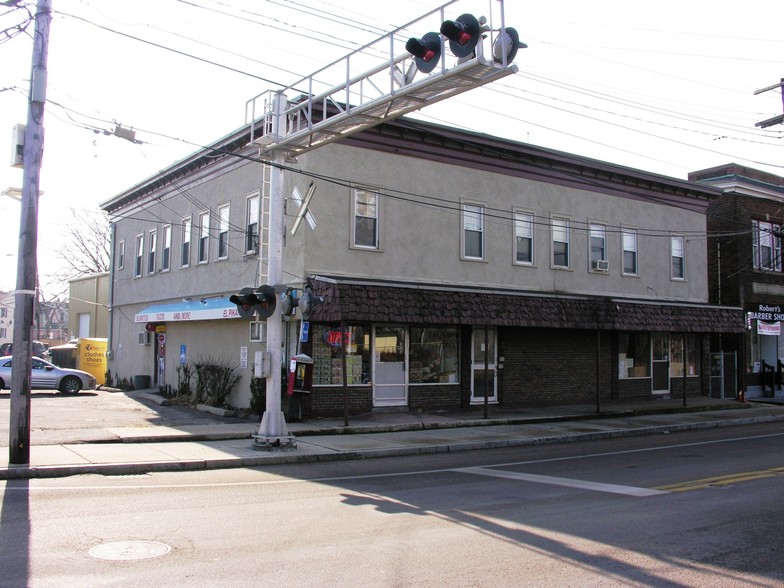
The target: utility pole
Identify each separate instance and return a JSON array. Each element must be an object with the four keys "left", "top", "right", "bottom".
[
  {"left": 9, "top": 0, "right": 51, "bottom": 465},
  {"left": 754, "top": 78, "right": 784, "bottom": 129}
]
